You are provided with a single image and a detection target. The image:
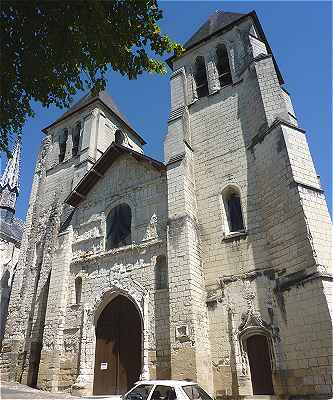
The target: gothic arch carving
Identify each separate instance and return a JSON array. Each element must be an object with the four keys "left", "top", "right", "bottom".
[
  {"left": 237, "top": 307, "right": 276, "bottom": 376},
  {"left": 92, "top": 283, "right": 145, "bottom": 327}
]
